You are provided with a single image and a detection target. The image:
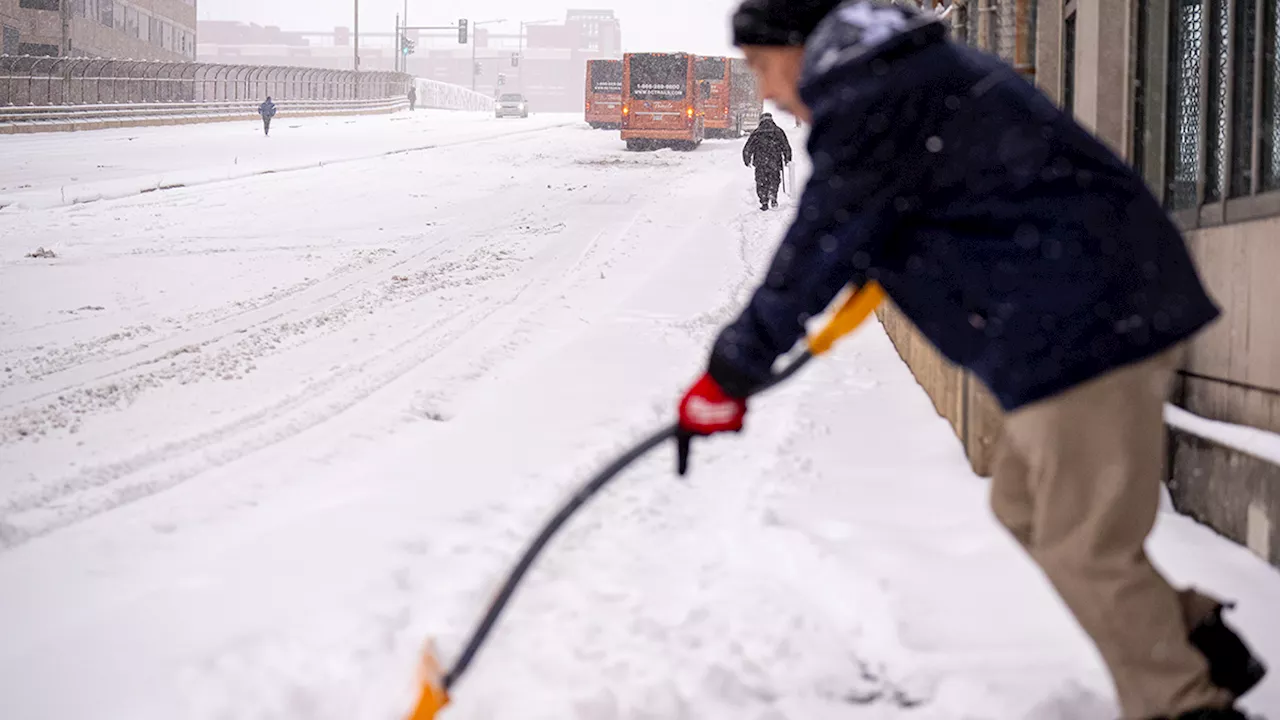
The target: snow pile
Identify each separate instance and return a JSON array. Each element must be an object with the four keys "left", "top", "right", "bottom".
[{"left": 1166, "top": 404, "right": 1280, "bottom": 467}]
